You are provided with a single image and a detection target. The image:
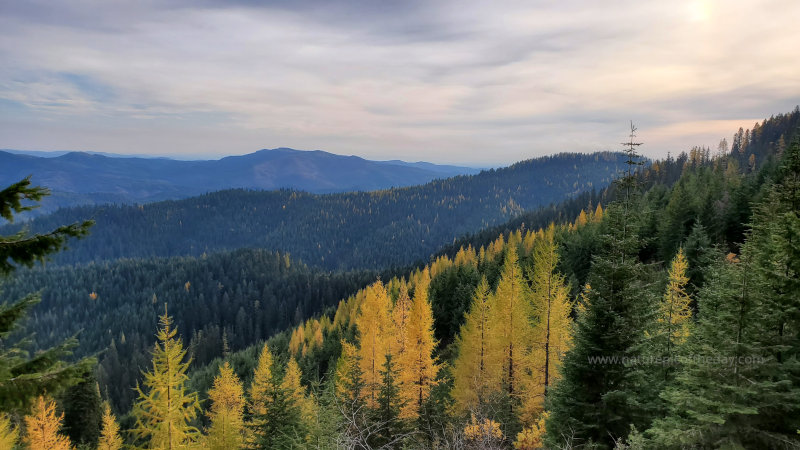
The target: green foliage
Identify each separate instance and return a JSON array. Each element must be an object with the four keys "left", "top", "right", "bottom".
[
  {"left": 61, "top": 375, "right": 103, "bottom": 447},
  {"left": 0, "top": 177, "right": 94, "bottom": 412}
]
